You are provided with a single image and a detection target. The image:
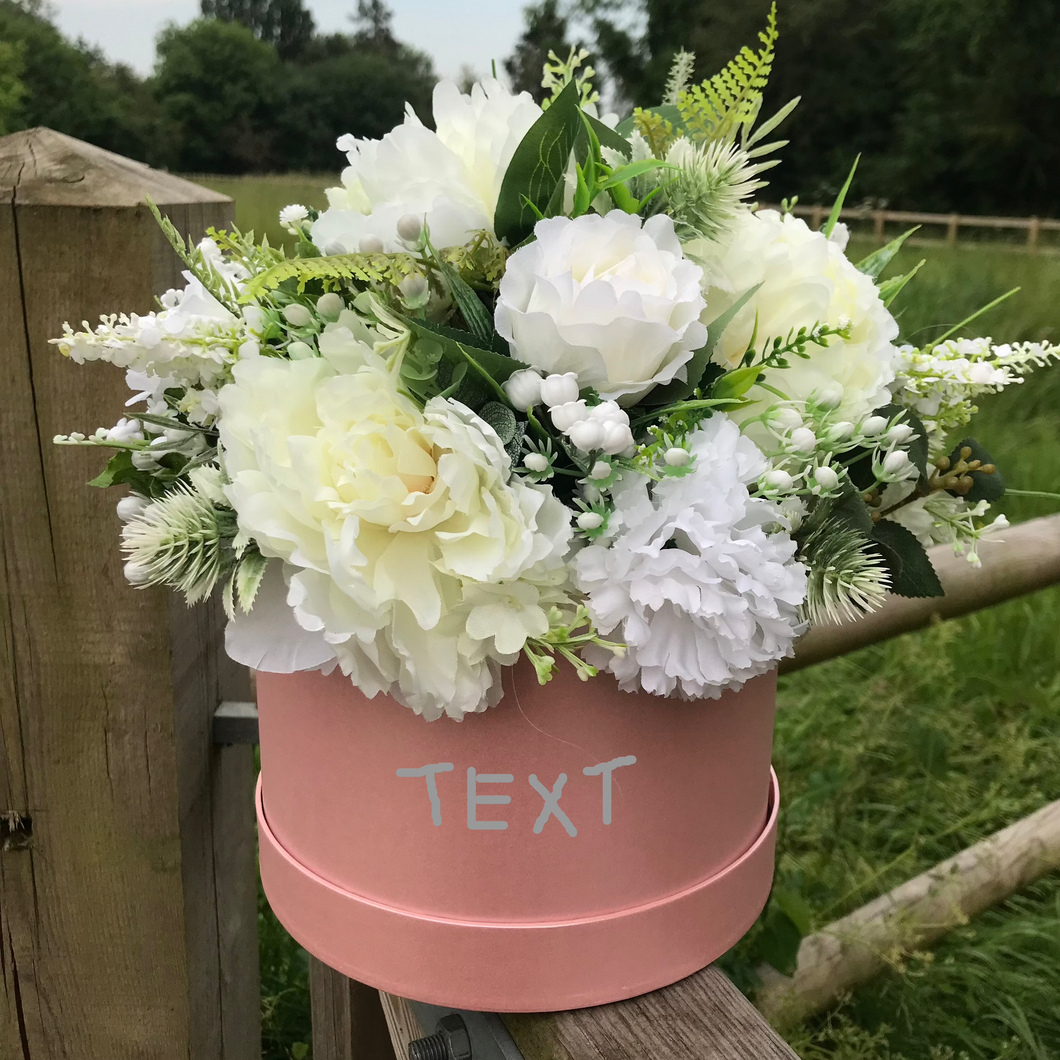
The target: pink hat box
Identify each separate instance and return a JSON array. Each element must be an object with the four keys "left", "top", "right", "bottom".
[{"left": 256, "top": 659, "right": 780, "bottom": 1012}]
